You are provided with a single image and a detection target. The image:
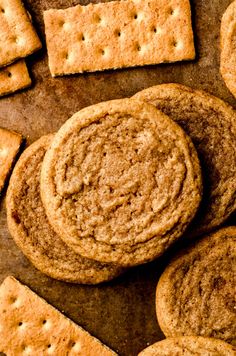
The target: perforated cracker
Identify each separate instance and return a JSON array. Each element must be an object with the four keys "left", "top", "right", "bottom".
[
  {"left": 0, "top": 0, "right": 41, "bottom": 67},
  {"left": 0, "top": 60, "right": 31, "bottom": 97},
  {"left": 0, "top": 276, "right": 117, "bottom": 355},
  {"left": 0, "top": 127, "right": 23, "bottom": 195},
  {"left": 44, "top": 0, "right": 195, "bottom": 76}
]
